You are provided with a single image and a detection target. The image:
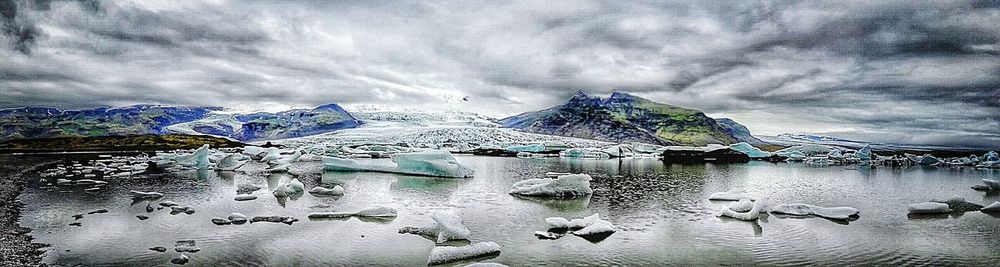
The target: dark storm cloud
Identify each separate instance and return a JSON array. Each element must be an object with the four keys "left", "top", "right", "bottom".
[{"left": 0, "top": 0, "right": 998, "bottom": 147}]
